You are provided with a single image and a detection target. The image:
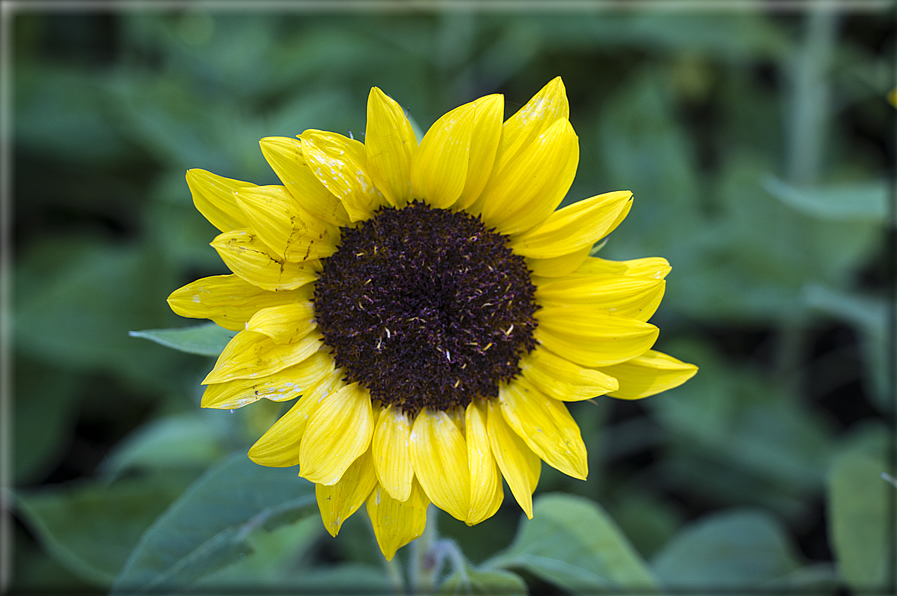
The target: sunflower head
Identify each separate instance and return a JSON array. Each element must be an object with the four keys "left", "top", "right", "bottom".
[{"left": 168, "top": 77, "right": 697, "bottom": 561}]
